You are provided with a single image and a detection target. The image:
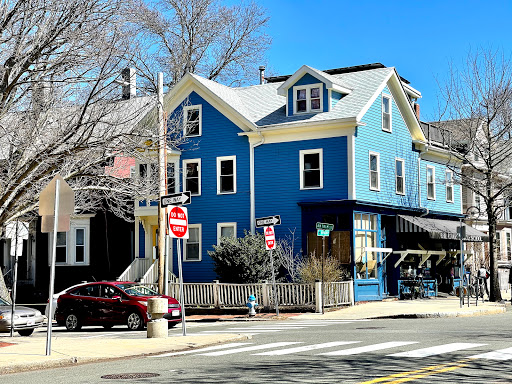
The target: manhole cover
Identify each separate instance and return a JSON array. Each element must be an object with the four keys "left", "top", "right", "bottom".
[
  {"left": 356, "top": 327, "right": 385, "bottom": 330},
  {"left": 101, "top": 373, "right": 160, "bottom": 380}
]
